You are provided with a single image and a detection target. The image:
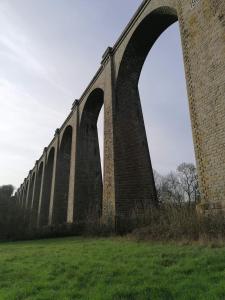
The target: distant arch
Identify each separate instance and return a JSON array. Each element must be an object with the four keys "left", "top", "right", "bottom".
[
  {"left": 21, "top": 187, "right": 25, "bottom": 207},
  {"left": 31, "top": 162, "right": 43, "bottom": 227},
  {"left": 27, "top": 172, "right": 36, "bottom": 210},
  {"left": 75, "top": 88, "right": 104, "bottom": 223},
  {"left": 53, "top": 126, "right": 72, "bottom": 224},
  {"left": 18, "top": 188, "right": 23, "bottom": 206},
  {"left": 23, "top": 181, "right": 28, "bottom": 208},
  {"left": 39, "top": 147, "right": 55, "bottom": 226}
]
